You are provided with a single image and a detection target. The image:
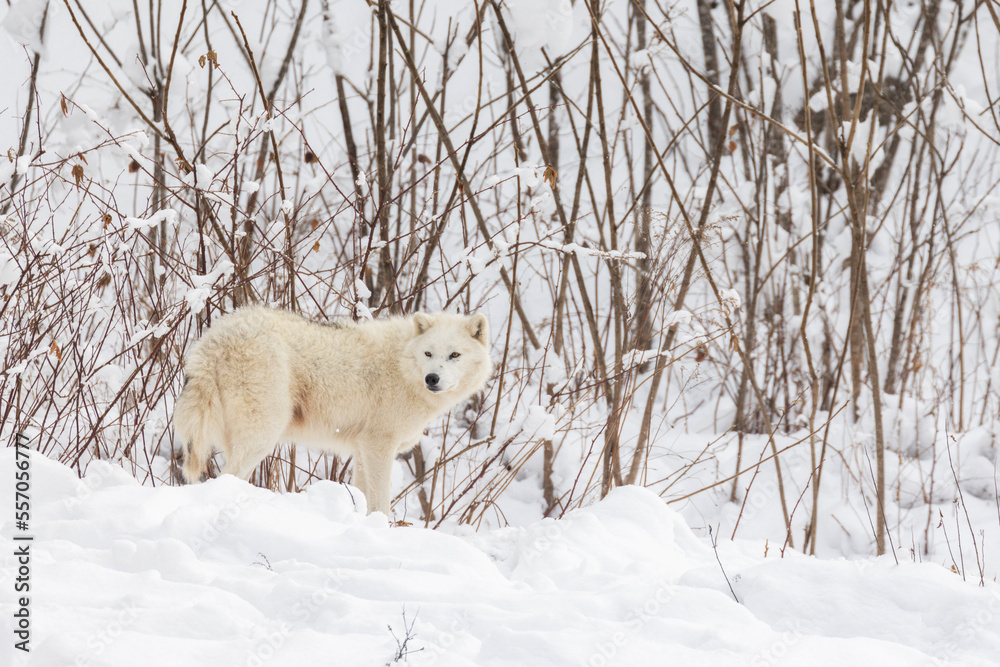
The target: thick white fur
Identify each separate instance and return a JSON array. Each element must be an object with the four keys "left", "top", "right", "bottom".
[{"left": 173, "top": 307, "right": 491, "bottom": 514}]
